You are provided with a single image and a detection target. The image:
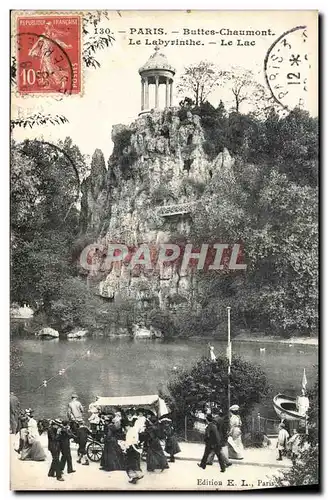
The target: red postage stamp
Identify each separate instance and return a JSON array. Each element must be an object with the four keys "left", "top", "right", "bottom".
[{"left": 16, "top": 14, "right": 82, "bottom": 95}]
